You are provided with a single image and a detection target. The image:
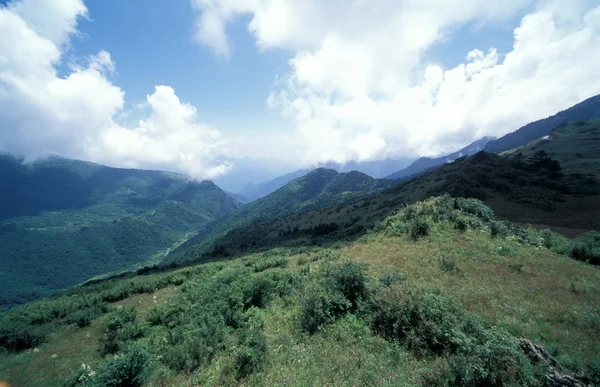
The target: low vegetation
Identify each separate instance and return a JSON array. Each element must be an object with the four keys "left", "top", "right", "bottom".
[{"left": 1, "top": 197, "right": 598, "bottom": 386}]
